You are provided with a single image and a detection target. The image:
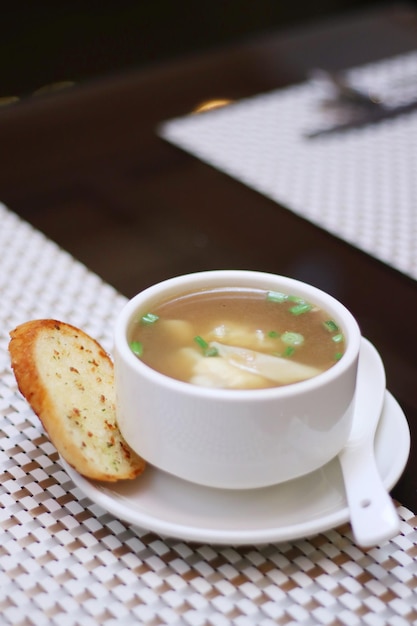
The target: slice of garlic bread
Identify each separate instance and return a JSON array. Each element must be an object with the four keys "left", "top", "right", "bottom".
[{"left": 9, "top": 319, "right": 145, "bottom": 482}]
